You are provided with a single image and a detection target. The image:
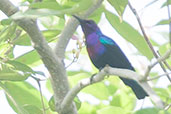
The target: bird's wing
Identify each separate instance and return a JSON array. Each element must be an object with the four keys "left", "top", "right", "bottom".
[{"left": 99, "top": 36, "right": 134, "bottom": 70}]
